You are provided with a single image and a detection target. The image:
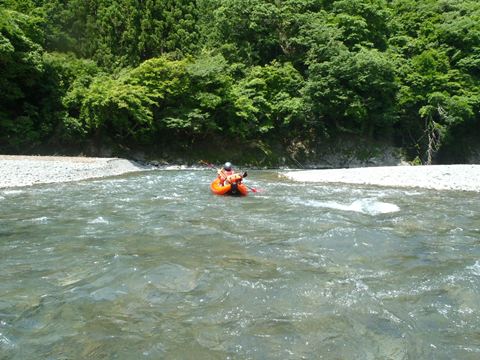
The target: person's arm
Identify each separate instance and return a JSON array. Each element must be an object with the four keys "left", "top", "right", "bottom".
[{"left": 217, "top": 168, "right": 227, "bottom": 181}]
